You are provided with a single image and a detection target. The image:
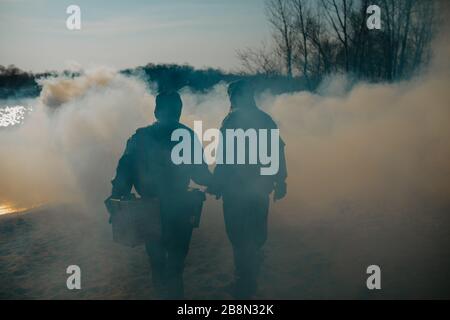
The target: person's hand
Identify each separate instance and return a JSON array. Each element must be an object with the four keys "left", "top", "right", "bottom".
[
  {"left": 104, "top": 196, "right": 117, "bottom": 224},
  {"left": 206, "top": 184, "right": 222, "bottom": 200},
  {"left": 273, "top": 182, "right": 287, "bottom": 202}
]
